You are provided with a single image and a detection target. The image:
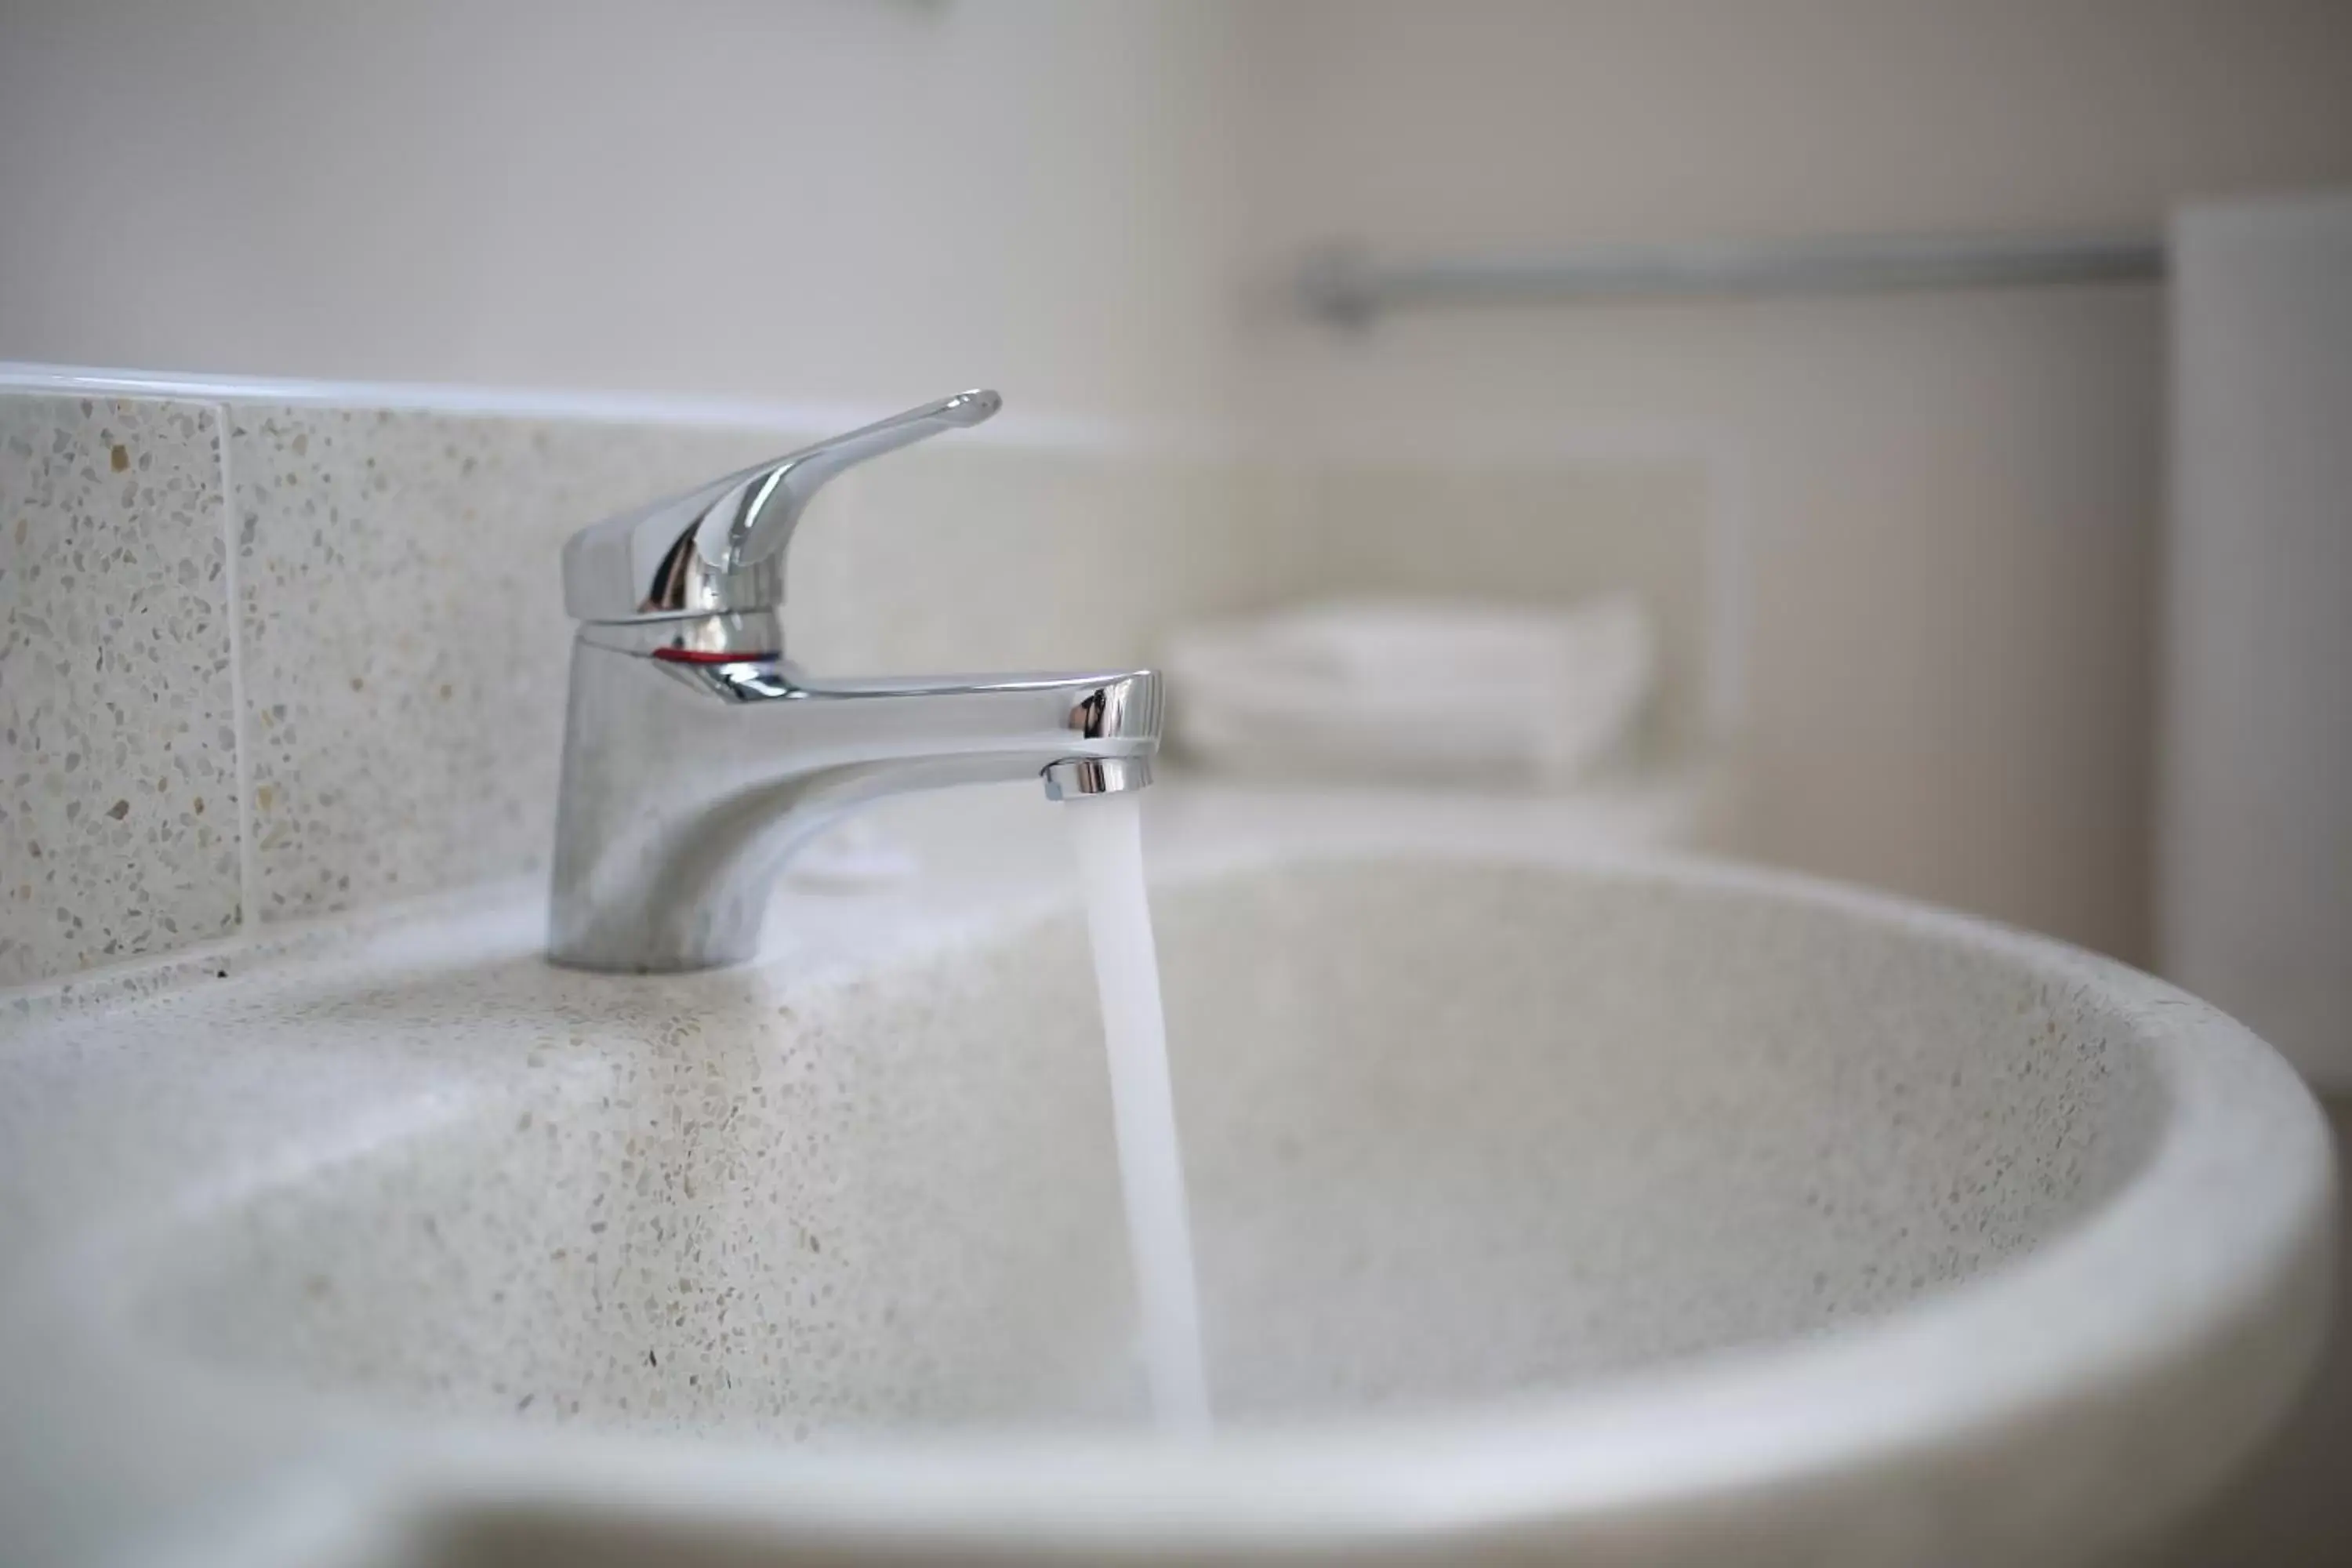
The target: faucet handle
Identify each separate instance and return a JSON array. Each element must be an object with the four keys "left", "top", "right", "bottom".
[{"left": 561, "top": 389, "right": 1001, "bottom": 623}]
